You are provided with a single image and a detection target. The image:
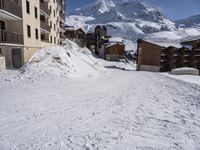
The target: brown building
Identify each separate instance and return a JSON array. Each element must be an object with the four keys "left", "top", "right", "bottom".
[
  {"left": 105, "top": 43, "right": 125, "bottom": 61},
  {"left": 181, "top": 36, "right": 200, "bottom": 70},
  {"left": 64, "top": 27, "right": 85, "bottom": 47},
  {"left": 136, "top": 39, "right": 183, "bottom": 72}
]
